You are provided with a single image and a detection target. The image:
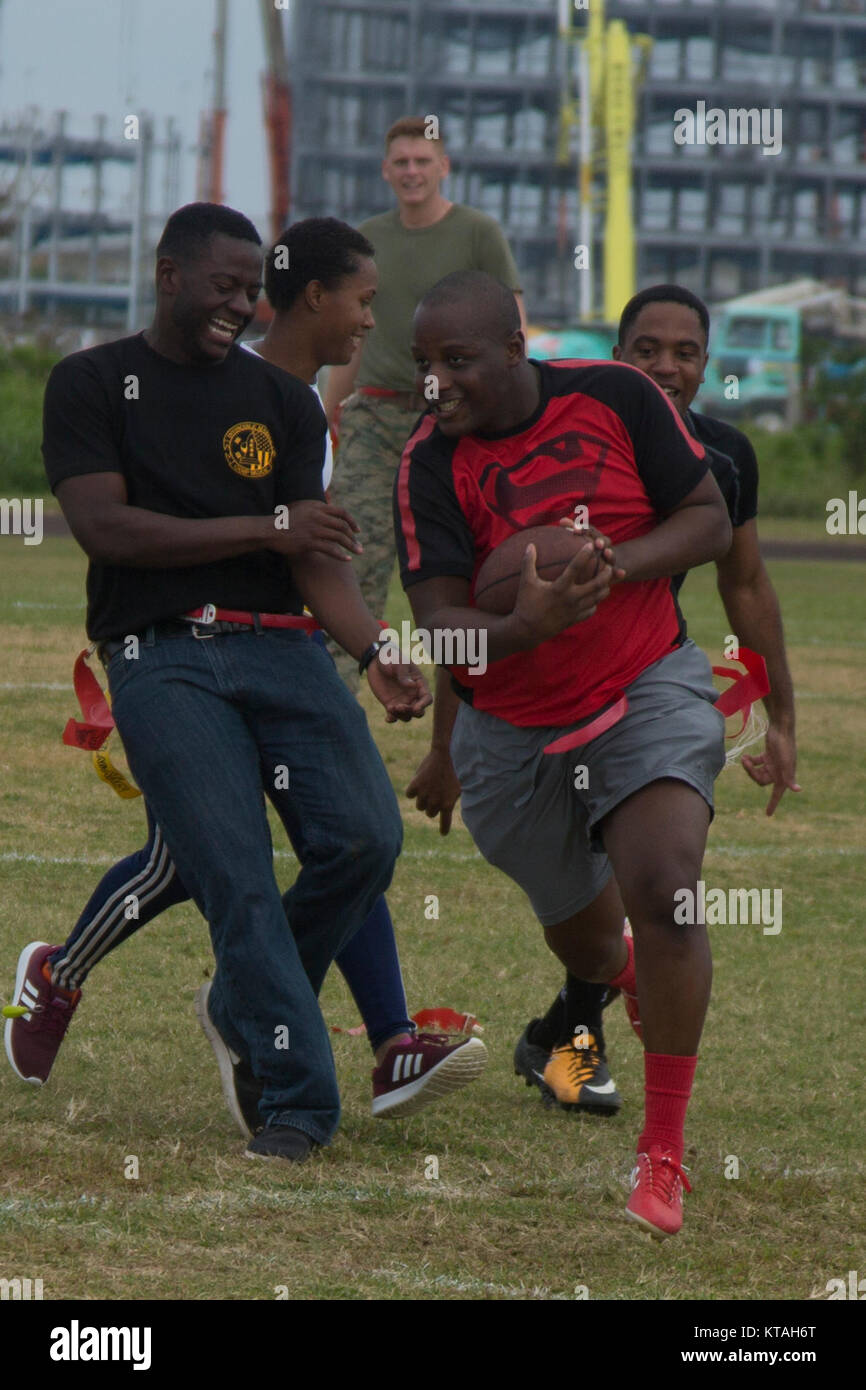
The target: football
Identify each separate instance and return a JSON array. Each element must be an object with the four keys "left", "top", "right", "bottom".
[{"left": 473, "top": 525, "right": 601, "bottom": 615}]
